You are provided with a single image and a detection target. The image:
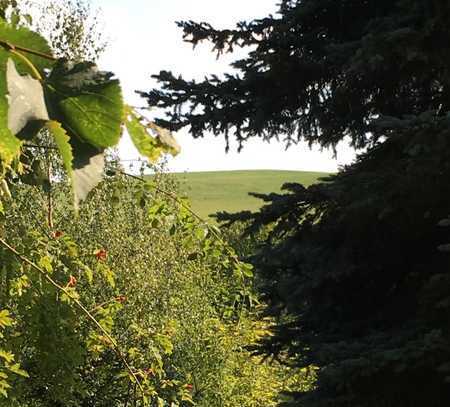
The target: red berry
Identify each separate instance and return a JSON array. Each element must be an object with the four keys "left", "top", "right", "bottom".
[
  {"left": 52, "top": 230, "right": 64, "bottom": 239},
  {"left": 144, "top": 368, "right": 154, "bottom": 376},
  {"left": 94, "top": 249, "right": 107, "bottom": 261},
  {"left": 67, "top": 275, "right": 77, "bottom": 287}
]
